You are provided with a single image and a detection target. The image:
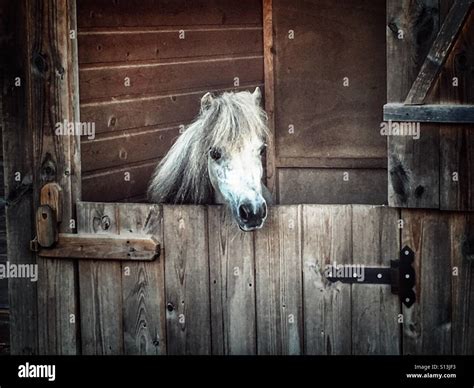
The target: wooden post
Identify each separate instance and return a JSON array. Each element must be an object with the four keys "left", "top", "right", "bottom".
[
  {"left": 263, "top": 0, "right": 277, "bottom": 202},
  {"left": 27, "top": 0, "right": 81, "bottom": 354},
  {"left": 386, "top": 0, "right": 441, "bottom": 208},
  {"left": 2, "top": 0, "right": 39, "bottom": 355}
]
